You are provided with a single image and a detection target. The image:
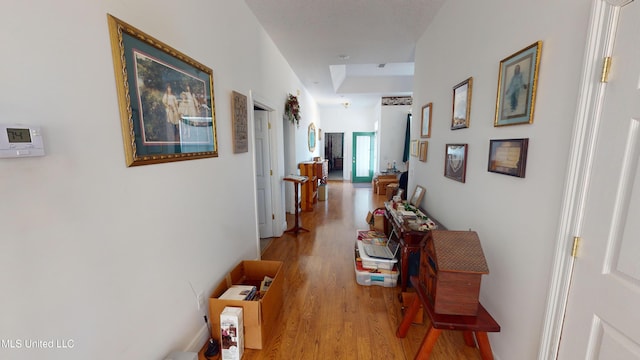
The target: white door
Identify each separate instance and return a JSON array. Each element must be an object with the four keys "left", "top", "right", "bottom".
[
  {"left": 254, "top": 109, "right": 274, "bottom": 238},
  {"left": 558, "top": 1, "right": 640, "bottom": 358}
]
